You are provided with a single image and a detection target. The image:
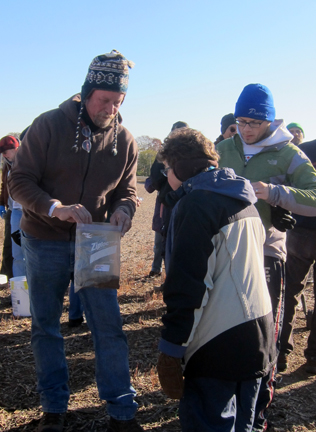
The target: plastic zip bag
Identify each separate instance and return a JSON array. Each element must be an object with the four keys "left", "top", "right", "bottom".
[{"left": 74, "top": 222, "right": 121, "bottom": 292}]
